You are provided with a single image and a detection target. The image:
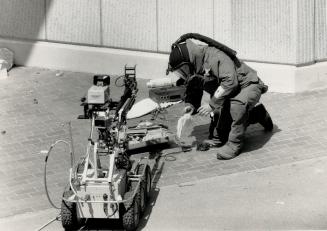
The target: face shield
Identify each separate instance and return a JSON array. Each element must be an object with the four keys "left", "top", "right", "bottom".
[
  {"left": 166, "top": 42, "right": 190, "bottom": 75},
  {"left": 164, "top": 71, "right": 184, "bottom": 86},
  {"left": 166, "top": 64, "right": 191, "bottom": 87},
  {"left": 165, "top": 64, "right": 190, "bottom": 85},
  {"left": 175, "top": 64, "right": 191, "bottom": 79}
]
